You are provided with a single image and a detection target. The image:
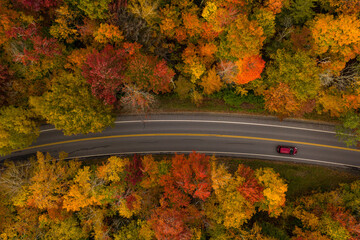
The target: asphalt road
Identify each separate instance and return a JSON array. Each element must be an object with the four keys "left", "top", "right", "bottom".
[{"left": 1, "top": 113, "right": 360, "bottom": 168}]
